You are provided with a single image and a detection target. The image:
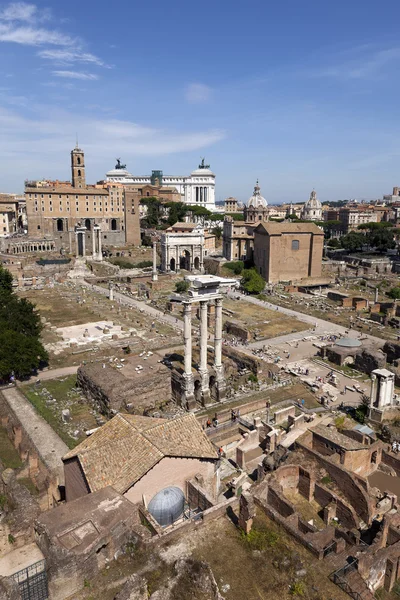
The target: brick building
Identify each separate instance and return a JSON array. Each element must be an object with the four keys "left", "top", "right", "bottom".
[
  {"left": 253, "top": 221, "right": 324, "bottom": 283},
  {"left": 25, "top": 146, "right": 140, "bottom": 251},
  {"left": 62, "top": 413, "right": 218, "bottom": 506}
]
